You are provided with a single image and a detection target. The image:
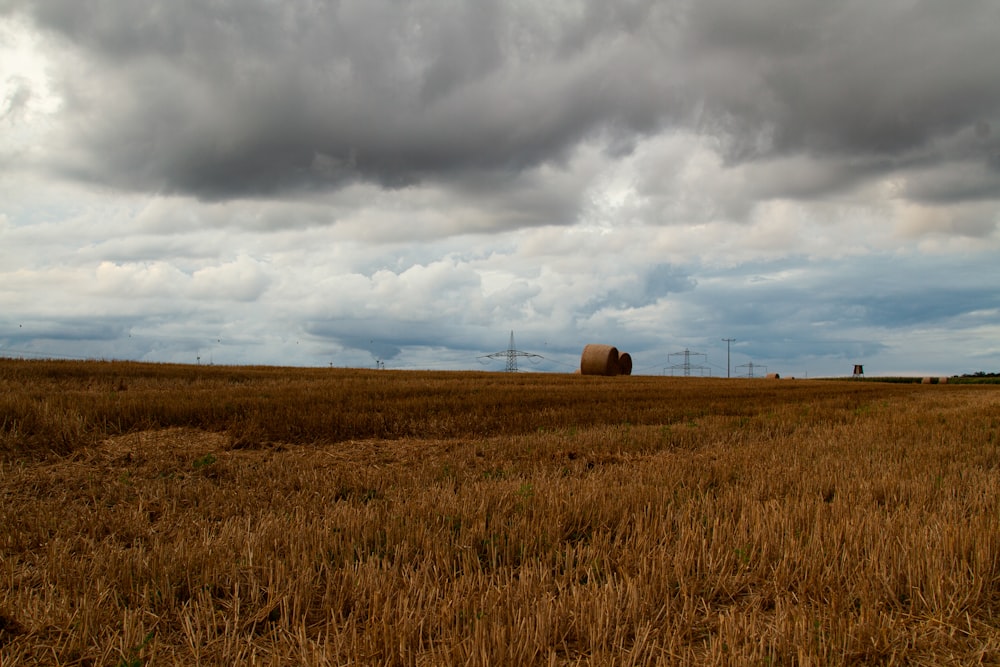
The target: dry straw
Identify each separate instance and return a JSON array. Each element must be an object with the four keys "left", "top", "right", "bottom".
[
  {"left": 618, "top": 352, "right": 633, "bottom": 376},
  {"left": 580, "top": 344, "right": 620, "bottom": 376},
  {"left": 4, "top": 359, "right": 1000, "bottom": 663}
]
